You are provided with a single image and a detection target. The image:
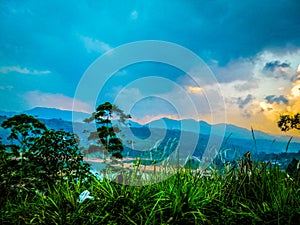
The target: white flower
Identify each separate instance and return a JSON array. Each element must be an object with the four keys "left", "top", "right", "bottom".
[{"left": 78, "top": 190, "right": 94, "bottom": 203}]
